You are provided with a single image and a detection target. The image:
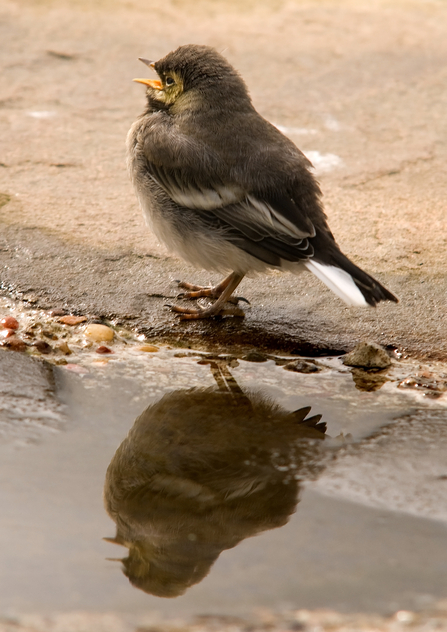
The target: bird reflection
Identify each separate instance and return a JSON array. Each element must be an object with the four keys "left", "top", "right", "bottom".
[{"left": 104, "top": 360, "right": 328, "bottom": 598}]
